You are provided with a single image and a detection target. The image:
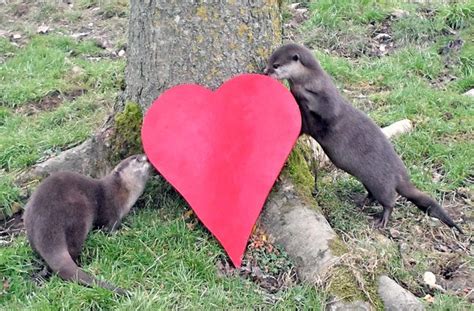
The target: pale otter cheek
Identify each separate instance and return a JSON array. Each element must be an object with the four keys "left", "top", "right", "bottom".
[
  {"left": 134, "top": 164, "right": 151, "bottom": 178},
  {"left": 268, "top": 72, "right": 278, "bottom": 79},
  {"left": 278, "top": 67, "right": 295, "bottom": 80}
]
